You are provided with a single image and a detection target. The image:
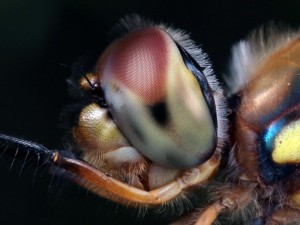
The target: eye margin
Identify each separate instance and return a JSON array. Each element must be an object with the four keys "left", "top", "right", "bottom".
[{"left": 175, "top": 42, "right": 218, "bottom": 131}]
